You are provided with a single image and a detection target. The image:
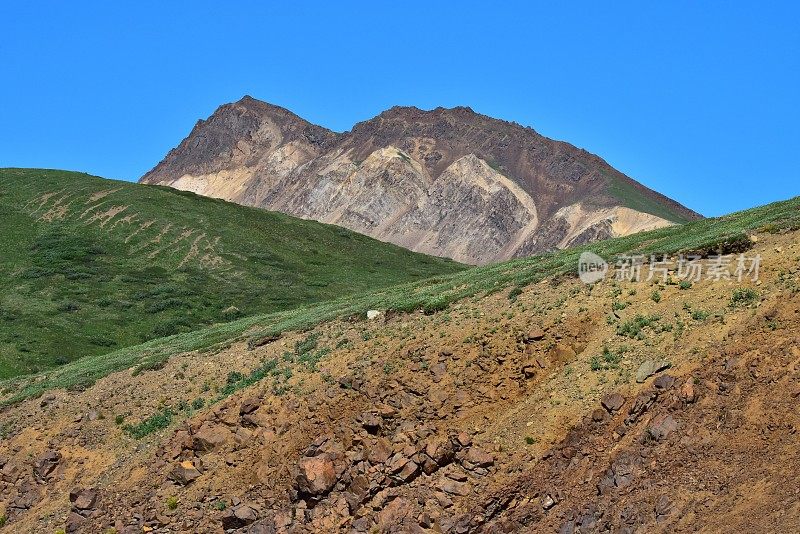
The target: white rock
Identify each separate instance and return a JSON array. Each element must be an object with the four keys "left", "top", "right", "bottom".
[{"left": 366, "top": 310, "right": 382, "bottom": 320}]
